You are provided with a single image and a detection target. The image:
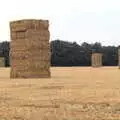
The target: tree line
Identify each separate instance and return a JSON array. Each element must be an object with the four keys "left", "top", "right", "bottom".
[{"left": 0, "top": 40, "right": 119, "bottom": 67}]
